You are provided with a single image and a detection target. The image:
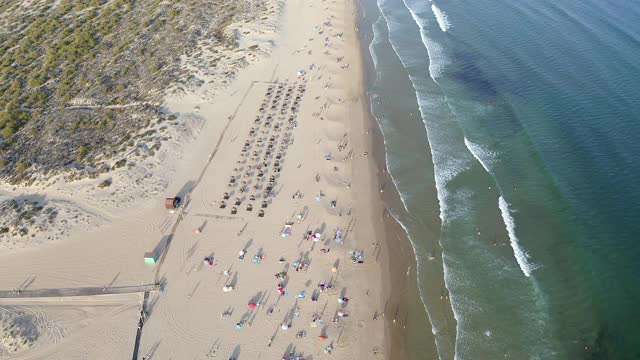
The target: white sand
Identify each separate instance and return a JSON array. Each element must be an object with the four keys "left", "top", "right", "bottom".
[{"left": 0, "top": 0, "right": 392, "bottom": 358}]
